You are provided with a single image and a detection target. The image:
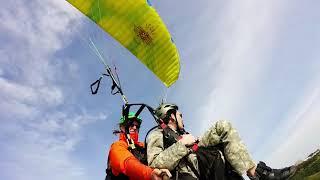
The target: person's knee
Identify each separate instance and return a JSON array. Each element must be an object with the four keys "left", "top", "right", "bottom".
[{"left": 215, "top": 120, "right": 233, "bottom": 135}]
